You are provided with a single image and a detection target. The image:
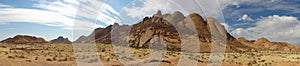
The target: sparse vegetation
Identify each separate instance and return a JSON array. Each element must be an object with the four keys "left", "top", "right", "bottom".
[{"left": 0, "top": 43, "right": 300, "bottom": 66}]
